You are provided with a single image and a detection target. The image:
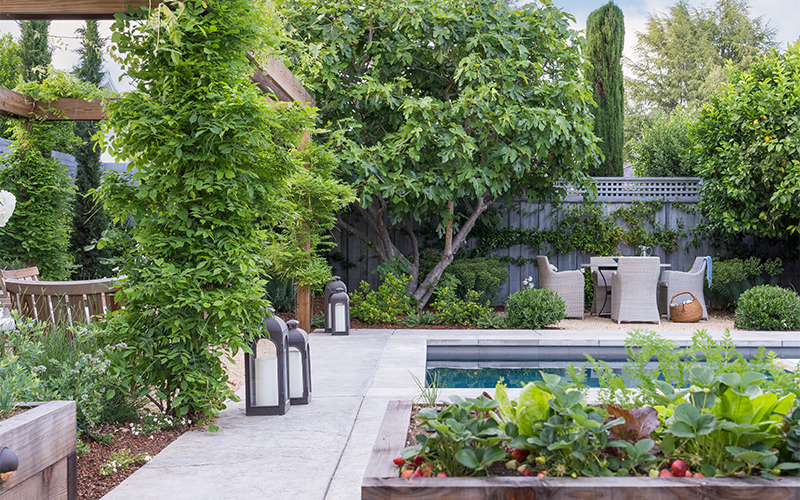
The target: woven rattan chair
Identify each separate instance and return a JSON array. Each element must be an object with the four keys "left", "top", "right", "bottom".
[
  {"left": 589, "top": 256, "right": 619, "bottom": 316},
  {"left": 610, "top": 257, "right": 661, "bottom": 324},
  {"left": 658, "top": 256, "right": 709, "bottom": 320},
  {"left": 536, "top": 256, "right": 584, "bottom": 320}
]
